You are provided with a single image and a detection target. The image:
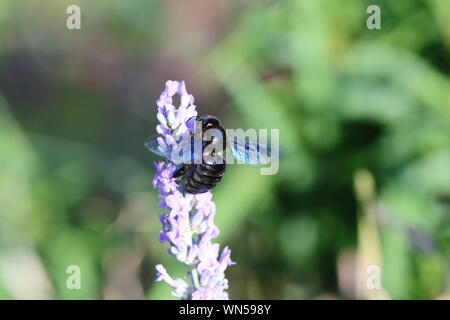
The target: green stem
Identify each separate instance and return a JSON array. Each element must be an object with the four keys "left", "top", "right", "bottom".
[{"left": 191, "top": 266, "right": 200, "bottom": 289}]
